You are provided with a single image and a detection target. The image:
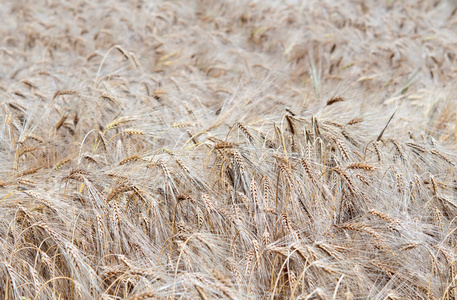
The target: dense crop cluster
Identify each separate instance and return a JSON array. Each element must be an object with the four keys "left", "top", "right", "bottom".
[{"left": 1, "top": 0, "right": 457, "bottom": 299}]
